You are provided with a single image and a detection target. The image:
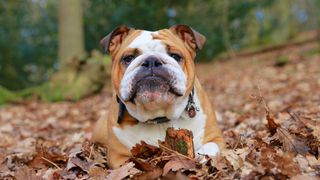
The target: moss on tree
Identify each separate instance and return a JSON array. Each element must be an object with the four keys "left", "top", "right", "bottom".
[{"left": 19, "top": 51, "right": 111, "bottom": 102}]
